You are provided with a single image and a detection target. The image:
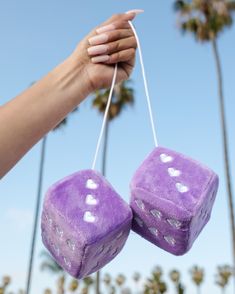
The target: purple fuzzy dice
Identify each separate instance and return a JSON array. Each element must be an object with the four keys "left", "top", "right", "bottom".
[
  {"left": 41, "top": 170, "right": 132, "bottom": 278},
  {"left": 130, "top": 147, "right": 219, "bottom": 255}
]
